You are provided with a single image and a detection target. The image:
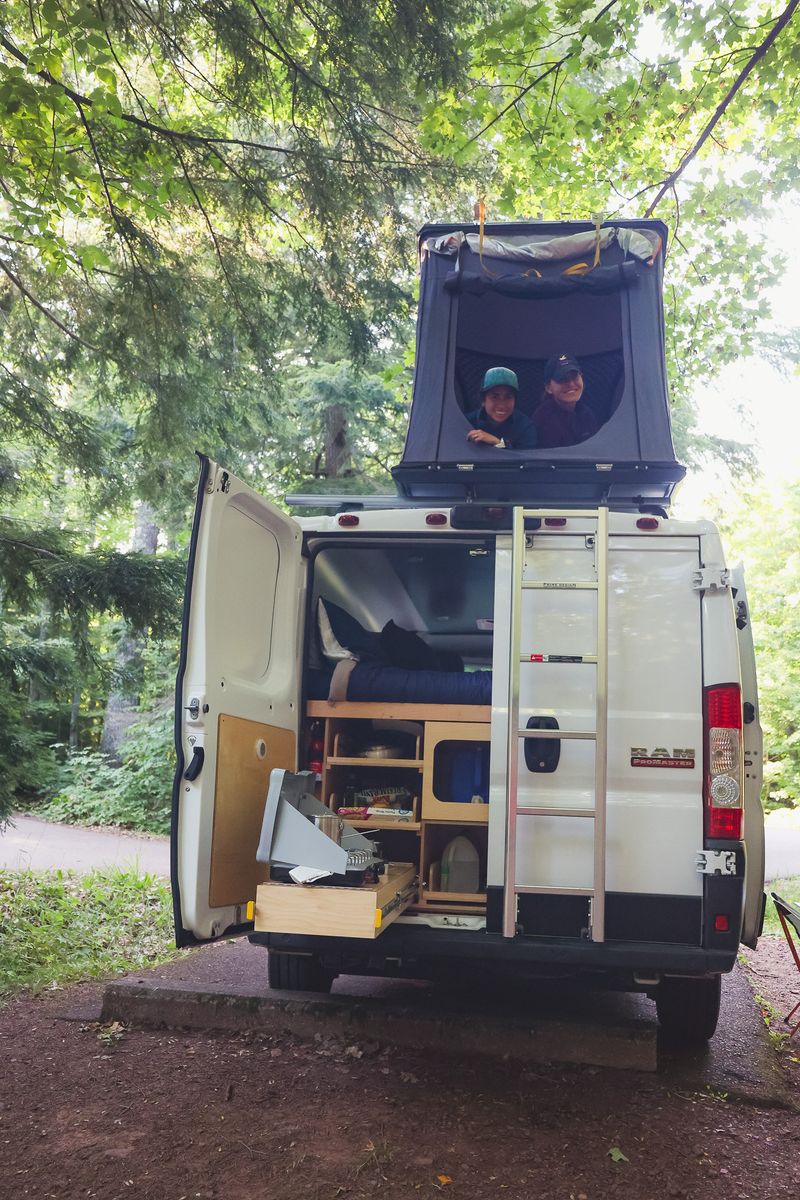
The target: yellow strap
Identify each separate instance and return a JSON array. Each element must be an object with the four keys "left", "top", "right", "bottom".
[
  {"left": 563, "top": 261, "right": 590, "bottom": 276},
  {"left": 477, "top": 194, "right": 495, "bottom": 276}
]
